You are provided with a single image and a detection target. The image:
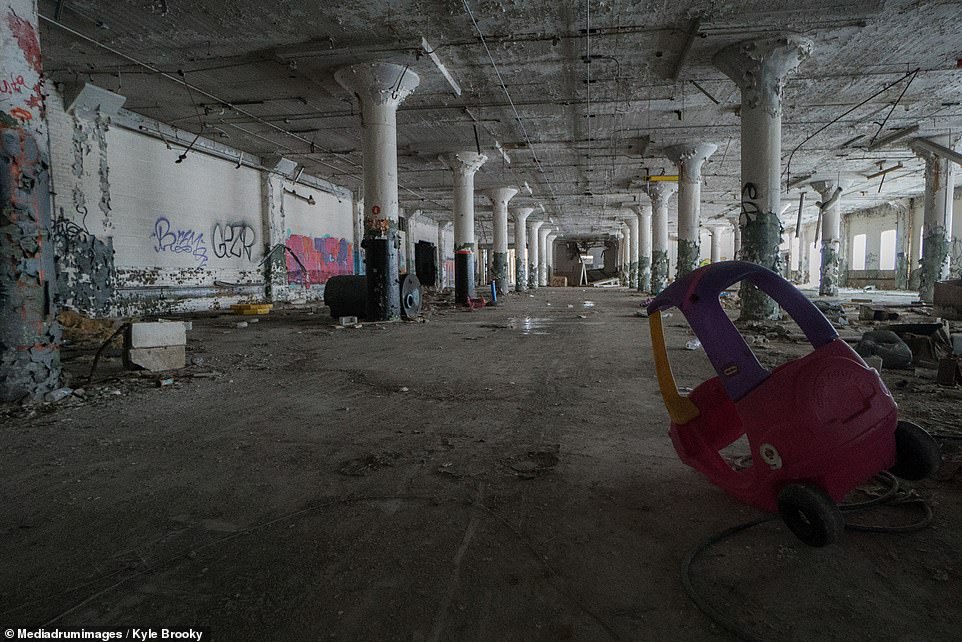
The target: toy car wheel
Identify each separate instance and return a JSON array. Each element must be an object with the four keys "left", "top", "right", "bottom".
[
  {"left": 777, "top": 484, "right": 844, "bottom": 547},
  {"left": 890, "top": 420, "right": 941, "bottom": 481}
]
